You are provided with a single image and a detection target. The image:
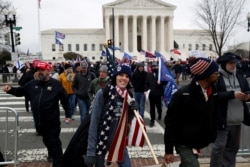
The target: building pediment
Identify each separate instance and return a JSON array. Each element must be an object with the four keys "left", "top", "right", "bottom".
[{"left": 103, "top": 0, "right": 176, "bottom": 9}]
